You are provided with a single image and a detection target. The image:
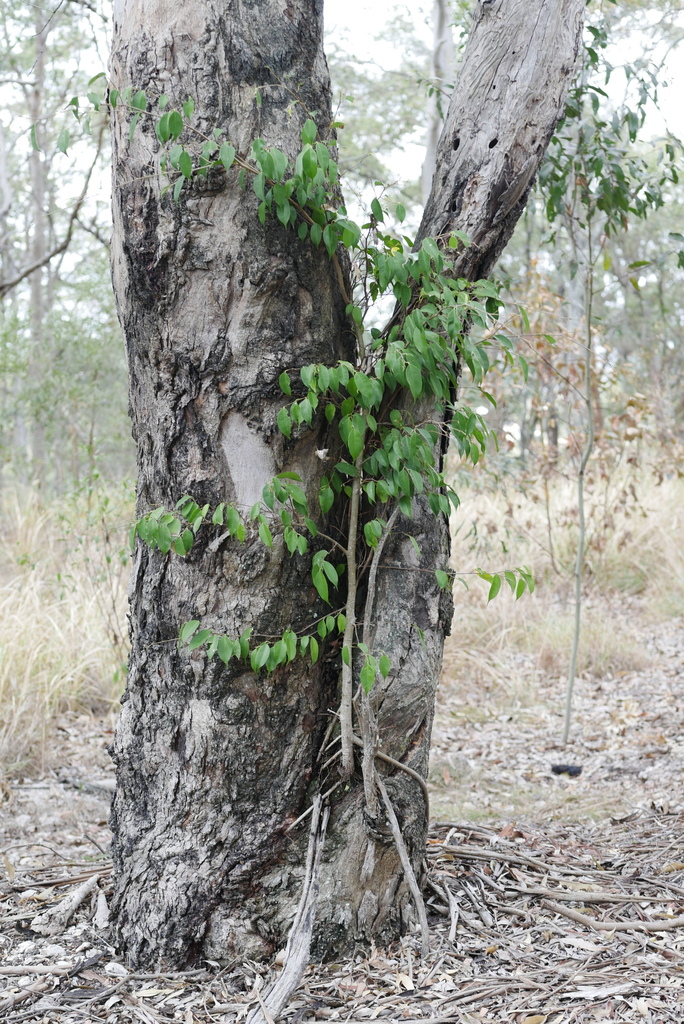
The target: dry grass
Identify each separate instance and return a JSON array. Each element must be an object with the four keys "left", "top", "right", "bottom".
[
  {"left": 0, "top": 483, "right": 131, "bottom": 777},
  {"left": 431, "top": 457, "right": 684, "bottom": 823},
  {"left": 447, "top": 458, "right": 684, "bottom": 662}
]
